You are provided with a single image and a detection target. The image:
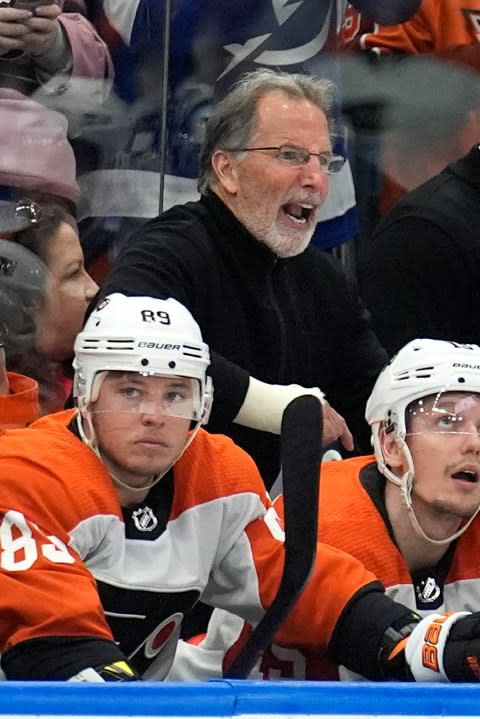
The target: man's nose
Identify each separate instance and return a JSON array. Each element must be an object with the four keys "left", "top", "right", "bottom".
[
  {"left": 460, "top": 426, "right": 480, "bottom": 453},
  {"left": 298, "top": 156, "right": 329, "bottom": 193},
  {"left": 140, "top": 402, "right": 167, "bottom": 424}
]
